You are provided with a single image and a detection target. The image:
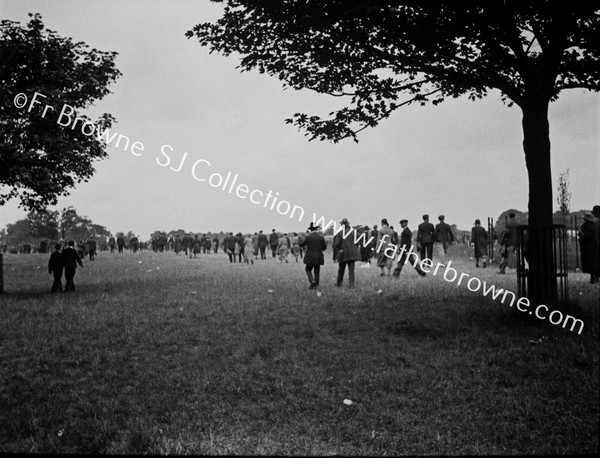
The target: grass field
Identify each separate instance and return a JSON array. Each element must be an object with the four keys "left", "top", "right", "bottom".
[{"left": 0, "top": 245, "right": 598, "bottom": 455}]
